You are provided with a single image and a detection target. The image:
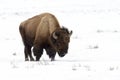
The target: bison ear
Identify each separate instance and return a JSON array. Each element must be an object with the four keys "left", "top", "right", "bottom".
[
  {"left": 69, "top": 30, "right": 73, "bottom": 37},
  {"left": 53, "top": 32, "right": 58, "bottom": 39},
  {"left": 62, "top": 26, "right": 65, "bottom": 28}
]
